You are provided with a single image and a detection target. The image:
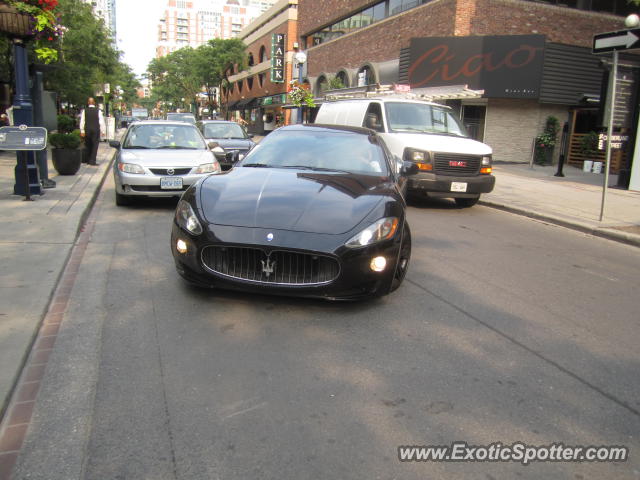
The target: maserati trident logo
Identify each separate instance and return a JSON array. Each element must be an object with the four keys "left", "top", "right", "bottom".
[
  {"left": 261, "top": 258, "right": 276, "bottom": 278},
  {"left": 267, "top": 232, "right": 274, "bottom": 242}
]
